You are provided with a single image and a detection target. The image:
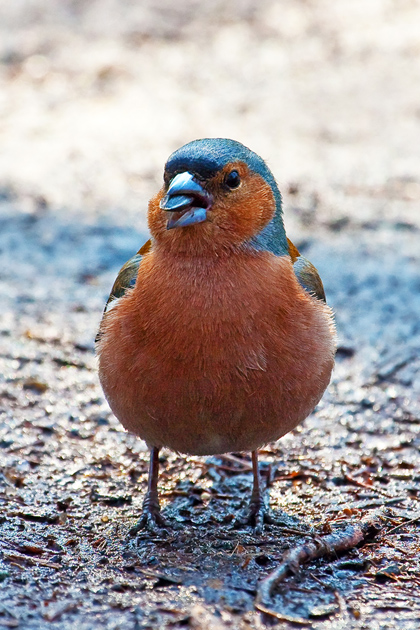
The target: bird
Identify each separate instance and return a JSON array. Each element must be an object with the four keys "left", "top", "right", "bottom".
[{"left": 96, "top": 138, "right": 336, "bottom": 533}]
